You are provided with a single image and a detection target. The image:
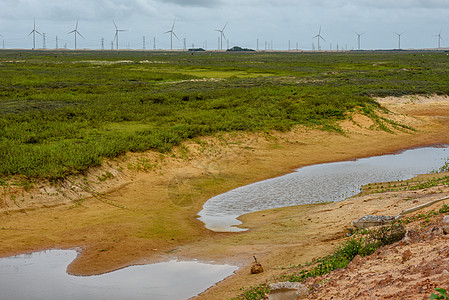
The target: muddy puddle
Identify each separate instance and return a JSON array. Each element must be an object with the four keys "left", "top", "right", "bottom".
[
  {"left": 0, "top": 250, "right": 237, "bottom": 300},
  {"left": 199, "top": 146, "right": 449, "bottom": 232}
]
